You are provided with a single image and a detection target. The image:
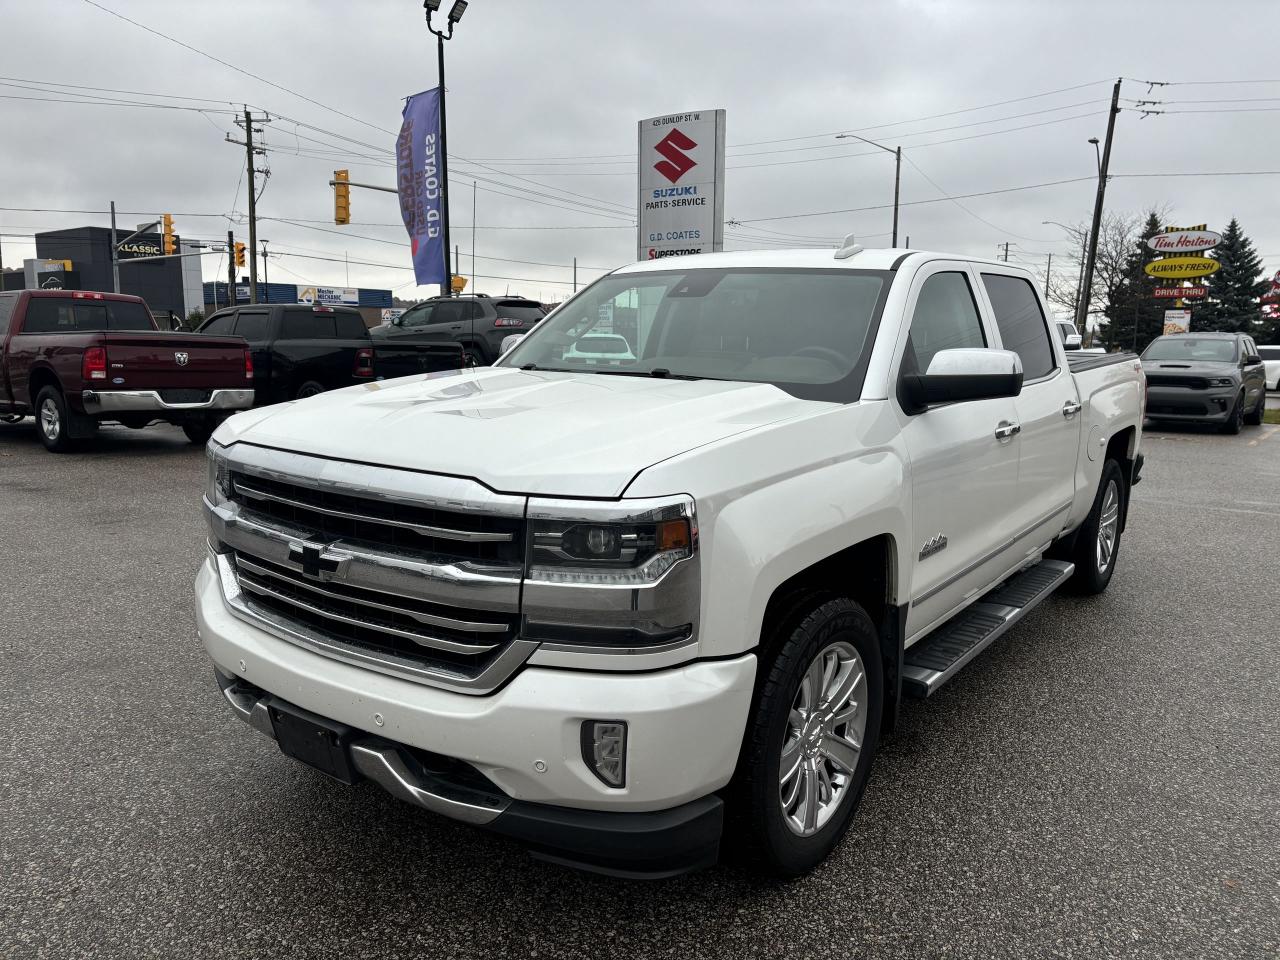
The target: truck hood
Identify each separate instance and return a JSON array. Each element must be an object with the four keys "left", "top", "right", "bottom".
[{"left": 214, "top": 367, "right": 825, "bottom": 497}]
